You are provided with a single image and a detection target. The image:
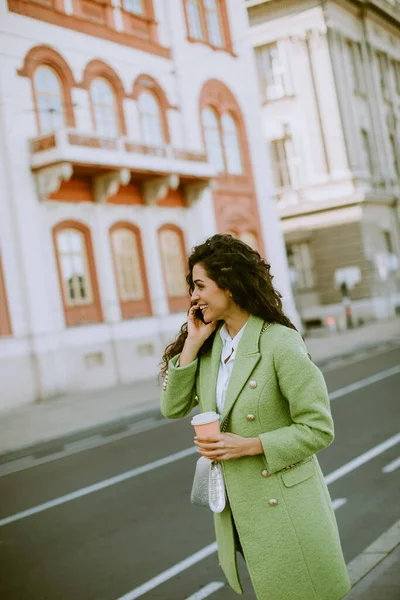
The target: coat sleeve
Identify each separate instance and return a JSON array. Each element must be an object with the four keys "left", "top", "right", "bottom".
[
  {"left": 160, "top": 354, "right": 199, "bottom": 419},
  {"left": 258, "top": 328, "right": 334, "bottom": 474}
]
